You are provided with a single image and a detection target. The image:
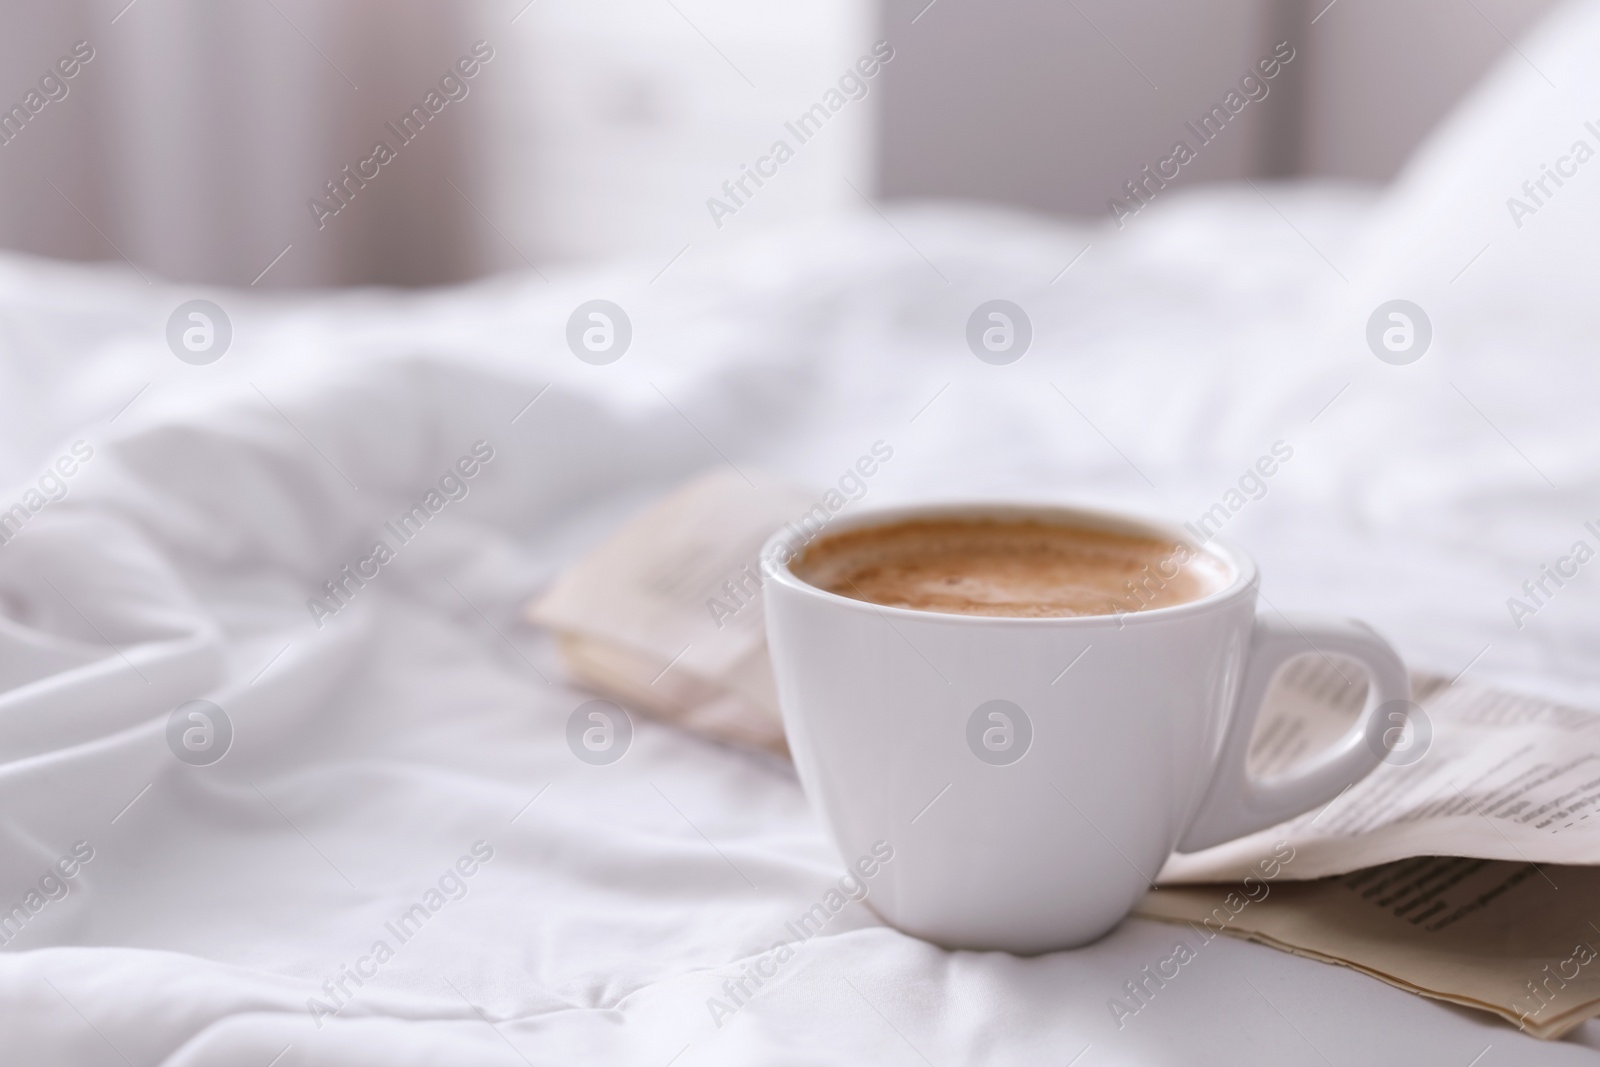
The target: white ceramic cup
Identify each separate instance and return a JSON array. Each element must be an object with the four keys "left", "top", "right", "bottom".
[{"left": 761, "top": 503, "right": 1409, "bottom": 953}]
